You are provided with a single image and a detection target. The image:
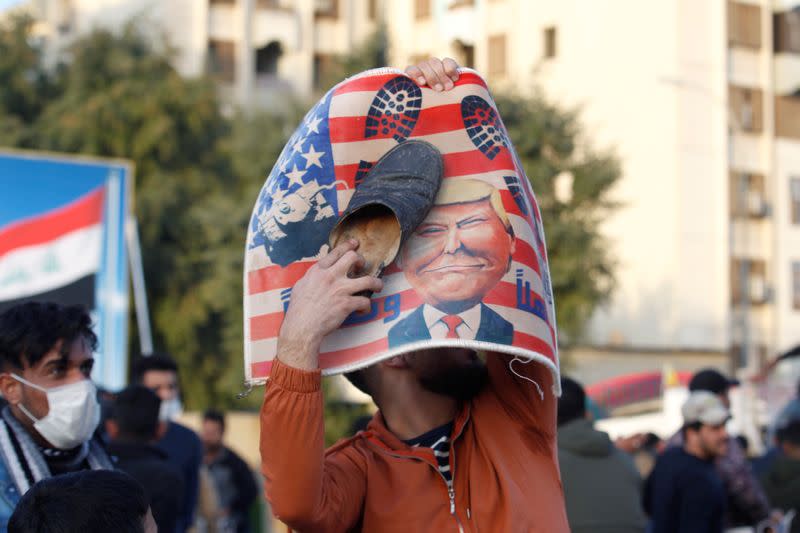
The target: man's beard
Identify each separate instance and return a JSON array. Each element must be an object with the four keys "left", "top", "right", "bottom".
[{"left": 418, "top": 362, "right": 489, "bottom": 402}]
